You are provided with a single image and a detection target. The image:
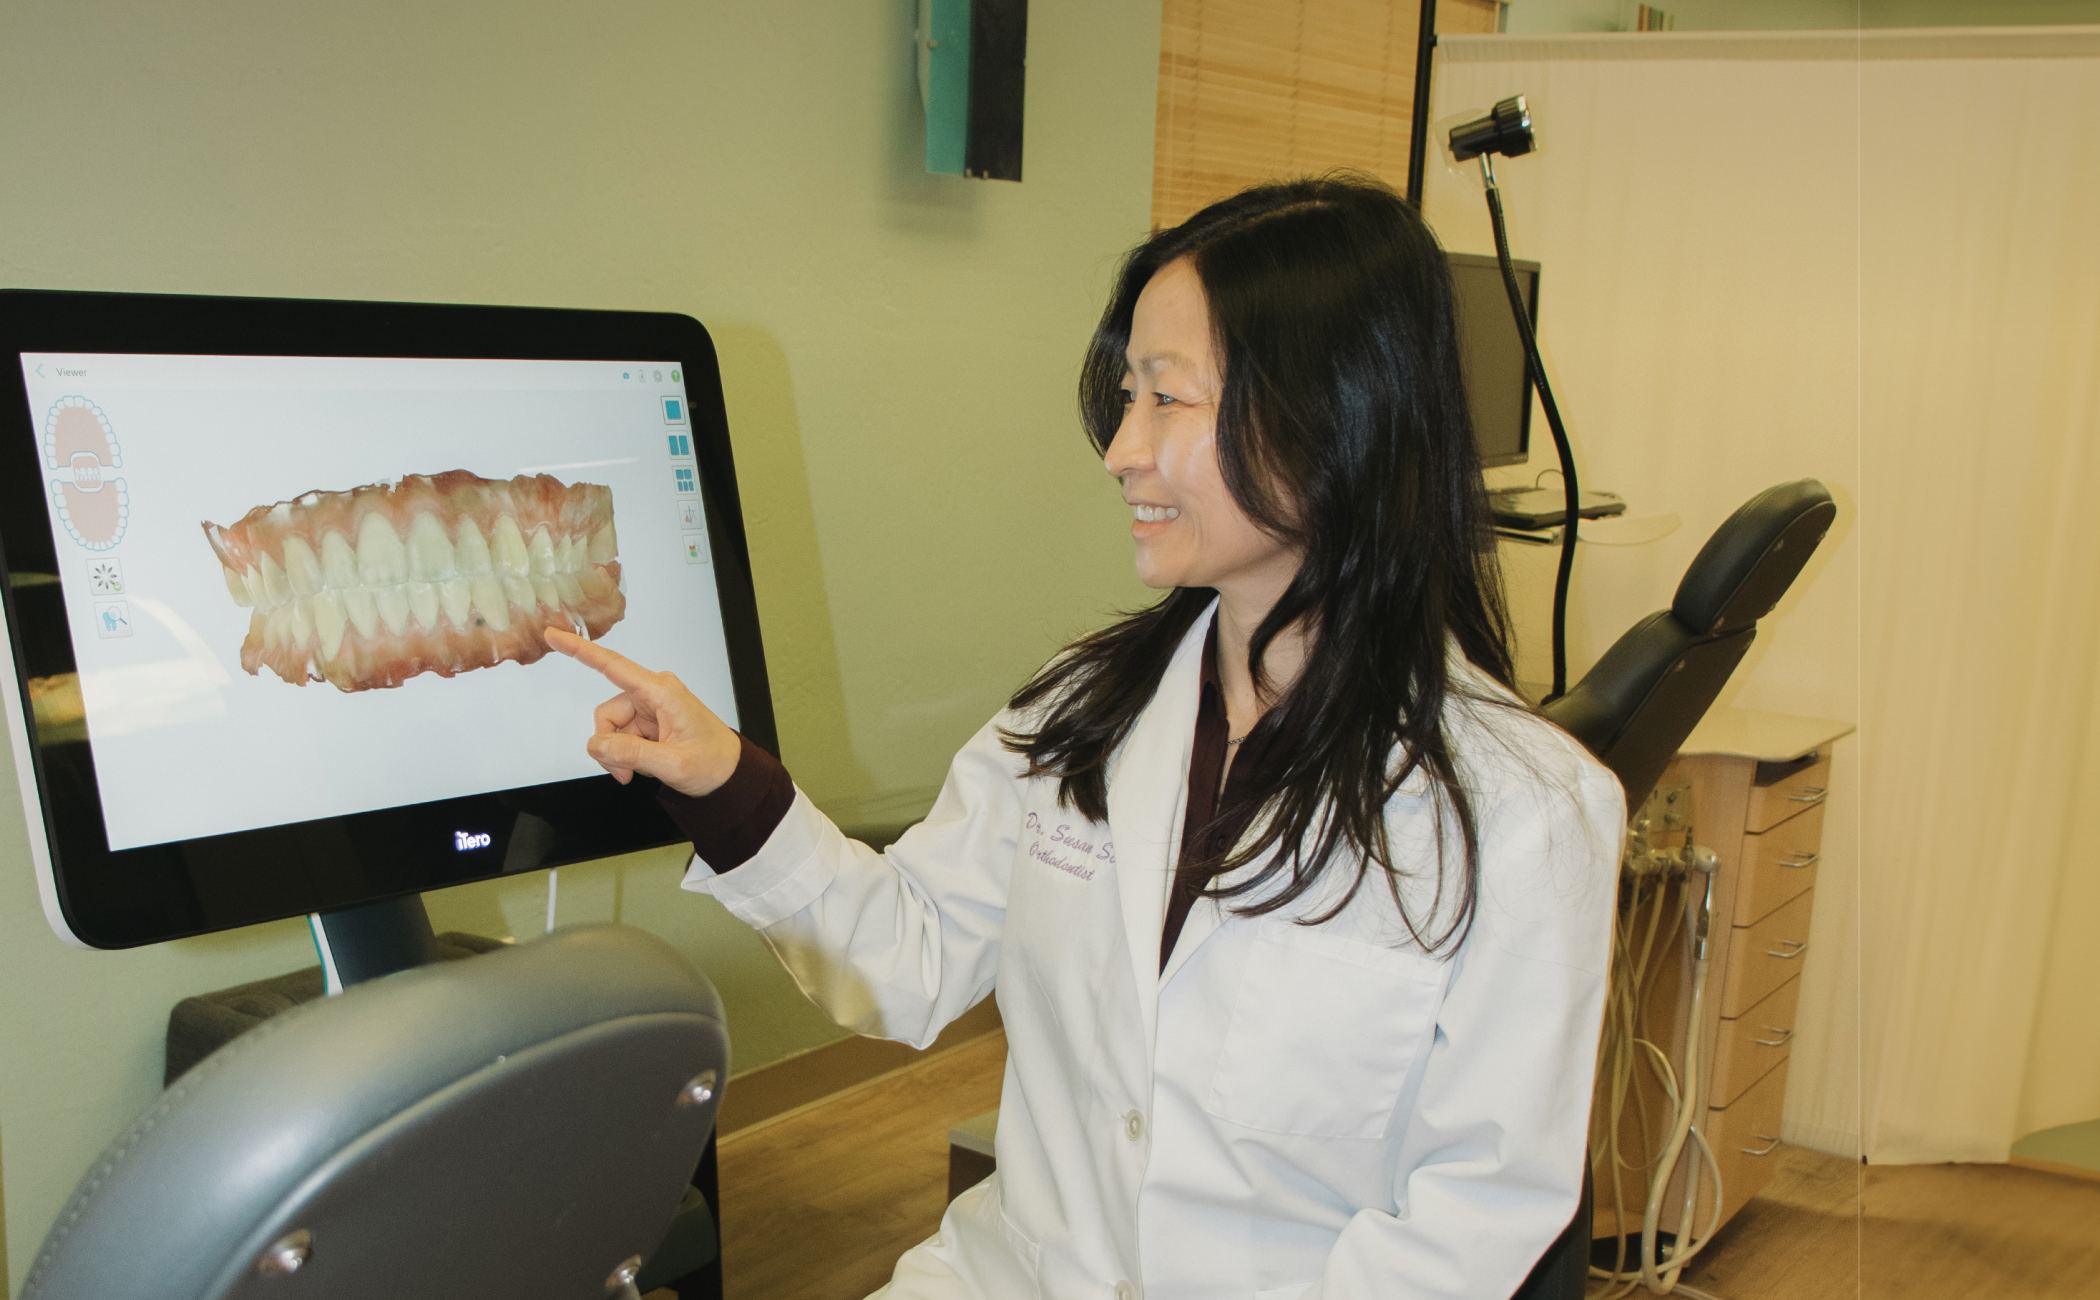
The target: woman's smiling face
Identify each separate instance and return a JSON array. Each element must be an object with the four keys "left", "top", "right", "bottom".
[{"left": 1102, "top": 256, "right": 1300, "bottom": 600}]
